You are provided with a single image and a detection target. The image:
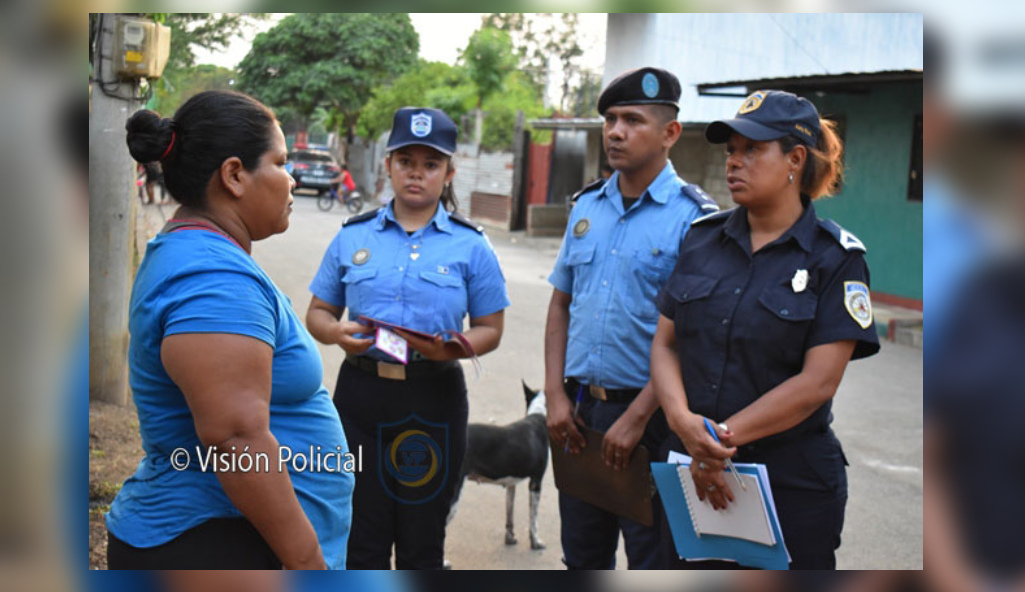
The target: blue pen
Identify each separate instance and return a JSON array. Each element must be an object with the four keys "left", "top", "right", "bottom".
[
  {"left": 703, "top": 418, "right": 747, "bottom": 491},
  {"left": 565, "top": 385, "right": 585, "bottom": 453}
]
